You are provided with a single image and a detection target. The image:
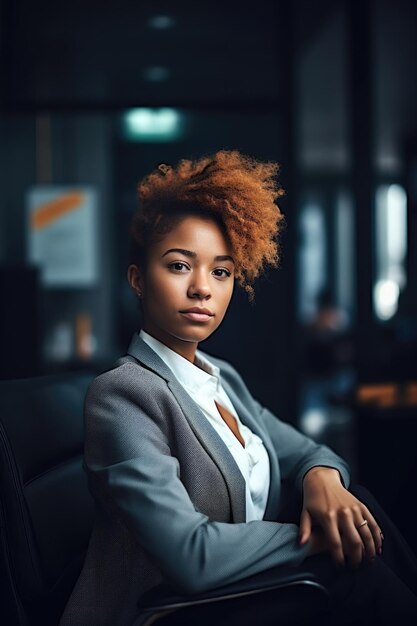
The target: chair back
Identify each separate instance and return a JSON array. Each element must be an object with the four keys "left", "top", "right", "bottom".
[{"left": 0, "top": 371, "right": 96, "bottom": 625}]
